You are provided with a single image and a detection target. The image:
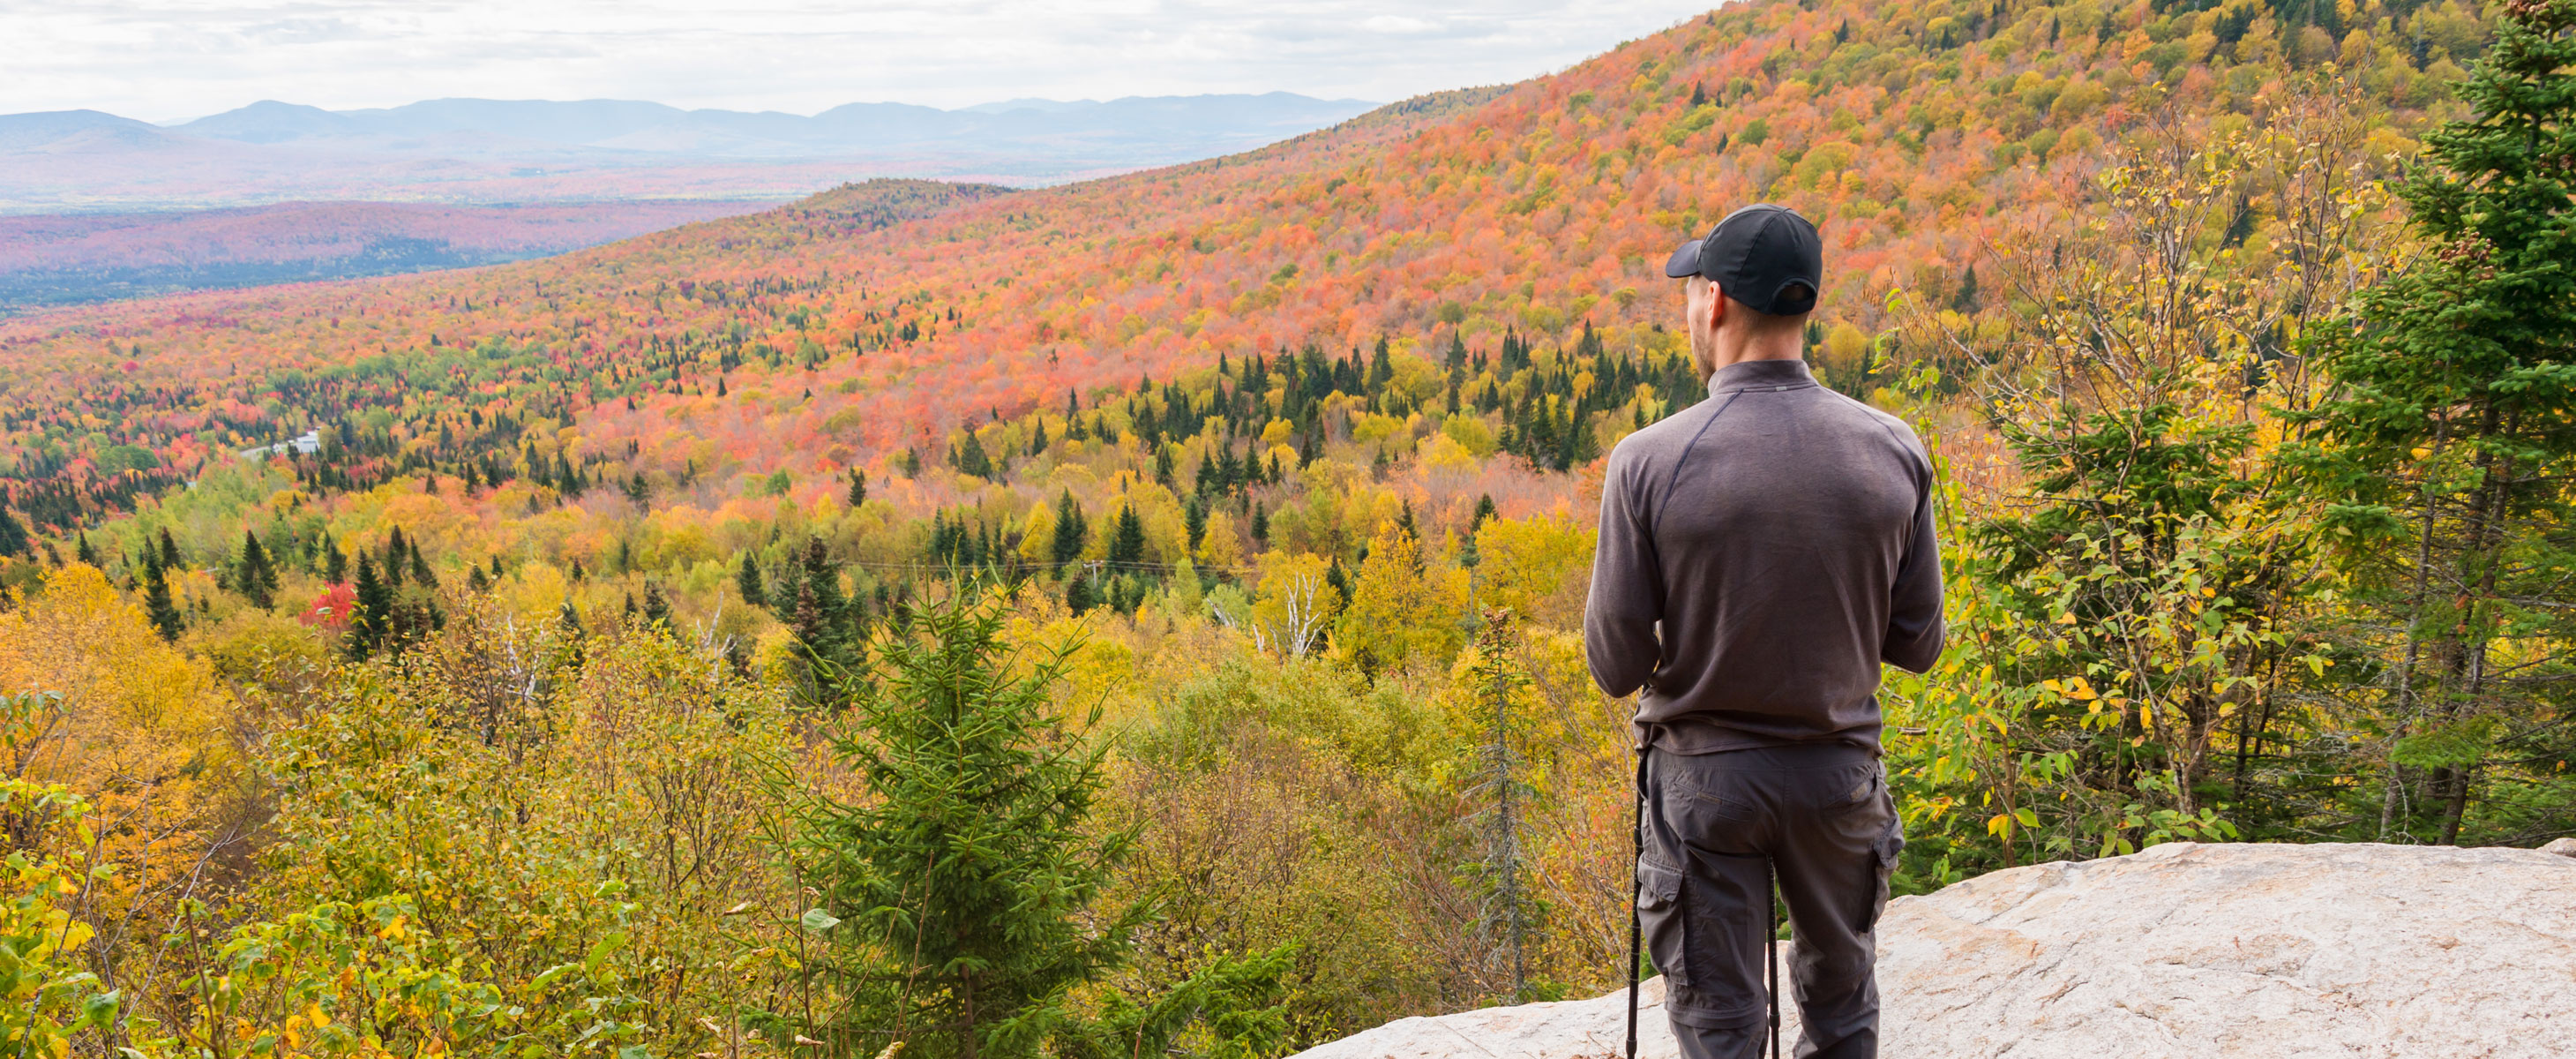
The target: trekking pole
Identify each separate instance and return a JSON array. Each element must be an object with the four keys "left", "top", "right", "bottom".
[
  {"left": 1624, "top": 745, "right": 1646, "bottom": 1059},
  {"left": 1766, "top": 860, "right": 1780, "bottom": 1059}
]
